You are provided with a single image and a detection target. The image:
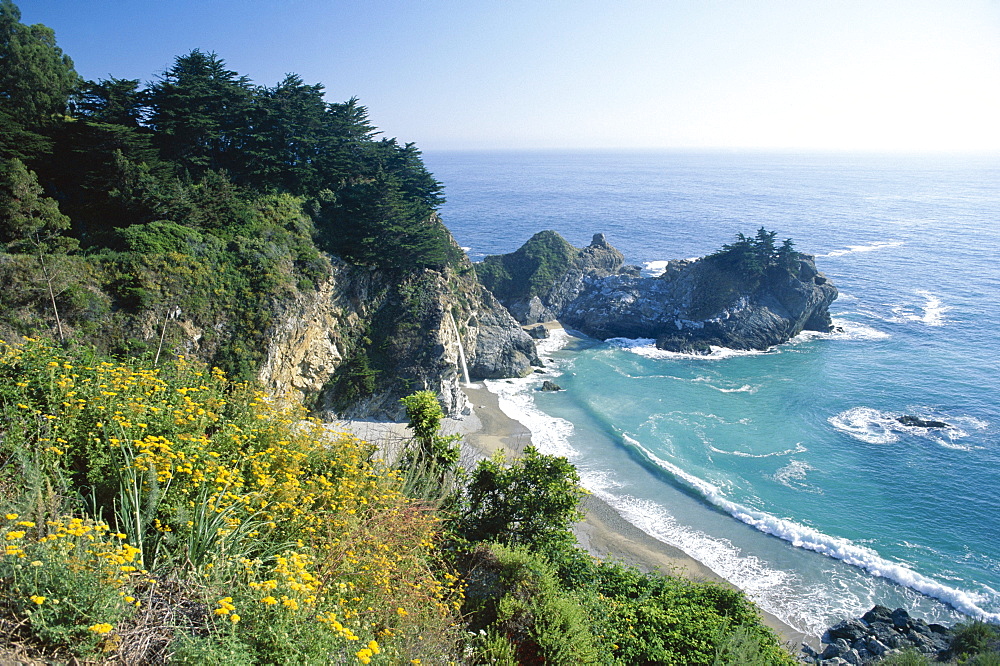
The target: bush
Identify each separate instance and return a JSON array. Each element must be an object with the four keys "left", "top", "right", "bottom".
[
  {"left": 951, "top": 620, "right": 1000, "bottom": 658},
  {"left": 0, "top": 337, "right": 463, "bottom": 662},
  {"left": 452, "top": 445, "right": 586, "bottom": 551}
]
